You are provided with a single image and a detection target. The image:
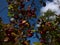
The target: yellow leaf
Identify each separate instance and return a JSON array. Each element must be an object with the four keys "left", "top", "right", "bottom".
[
  {"left": 31, "top": 30, "right": 36, "bottom": 32},
  {"left": 33, "top": 42, "right": 42, "bottom": 45},
  {"left": 11, "top": 32, "right": 17, "bottom": 36}
]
